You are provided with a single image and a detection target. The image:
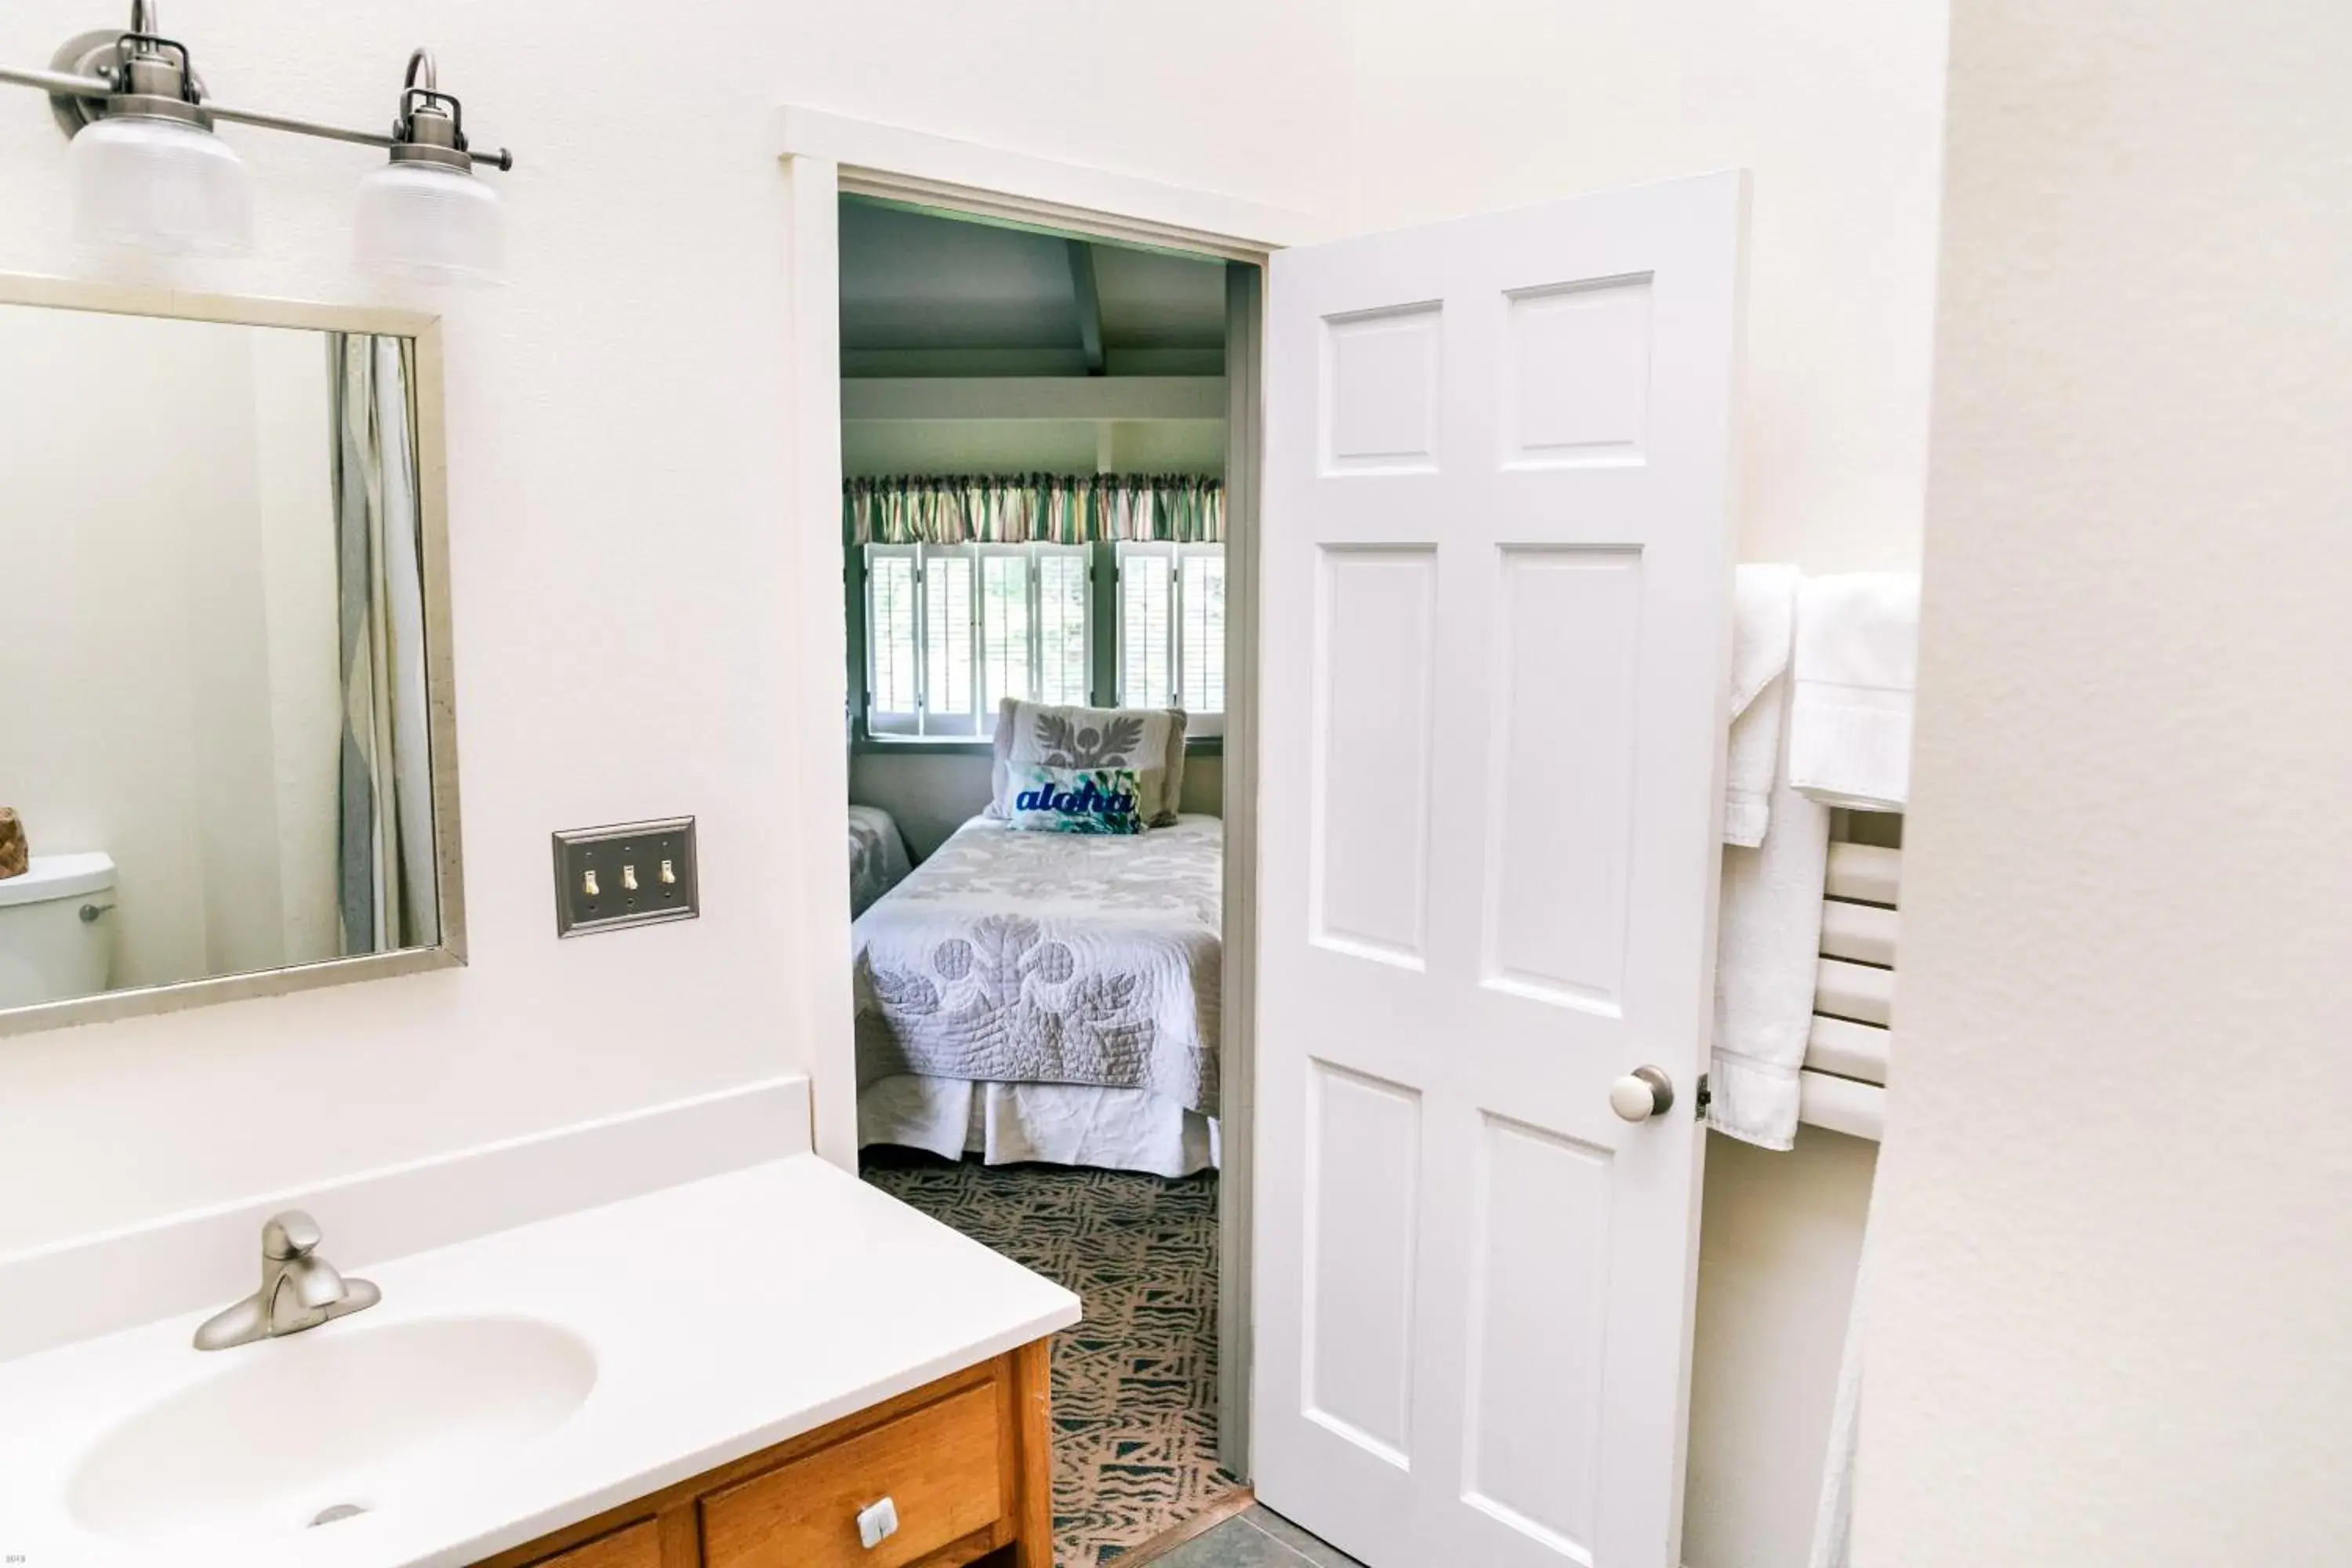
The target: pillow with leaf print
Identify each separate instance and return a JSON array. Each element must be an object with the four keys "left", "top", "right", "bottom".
[
  {"left": 987, "top": 700, "right": 1188, "bottom": 828},
  {"left": 1004, "top": 765, "right": 1147, "bottom": 834}
]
